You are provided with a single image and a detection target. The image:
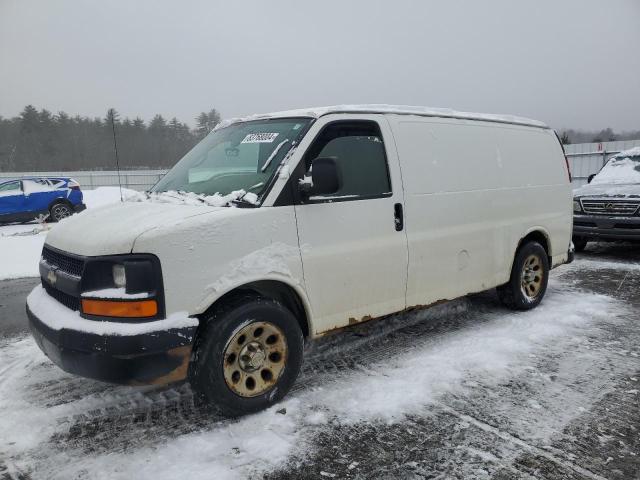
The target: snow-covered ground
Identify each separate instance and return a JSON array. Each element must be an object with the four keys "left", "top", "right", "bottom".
[
  {"left": 0, "top": 187, "right": 137, "bottom": 280},
  {"left": 1, "top": 248, "right": 639, "bottom": 479}
]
